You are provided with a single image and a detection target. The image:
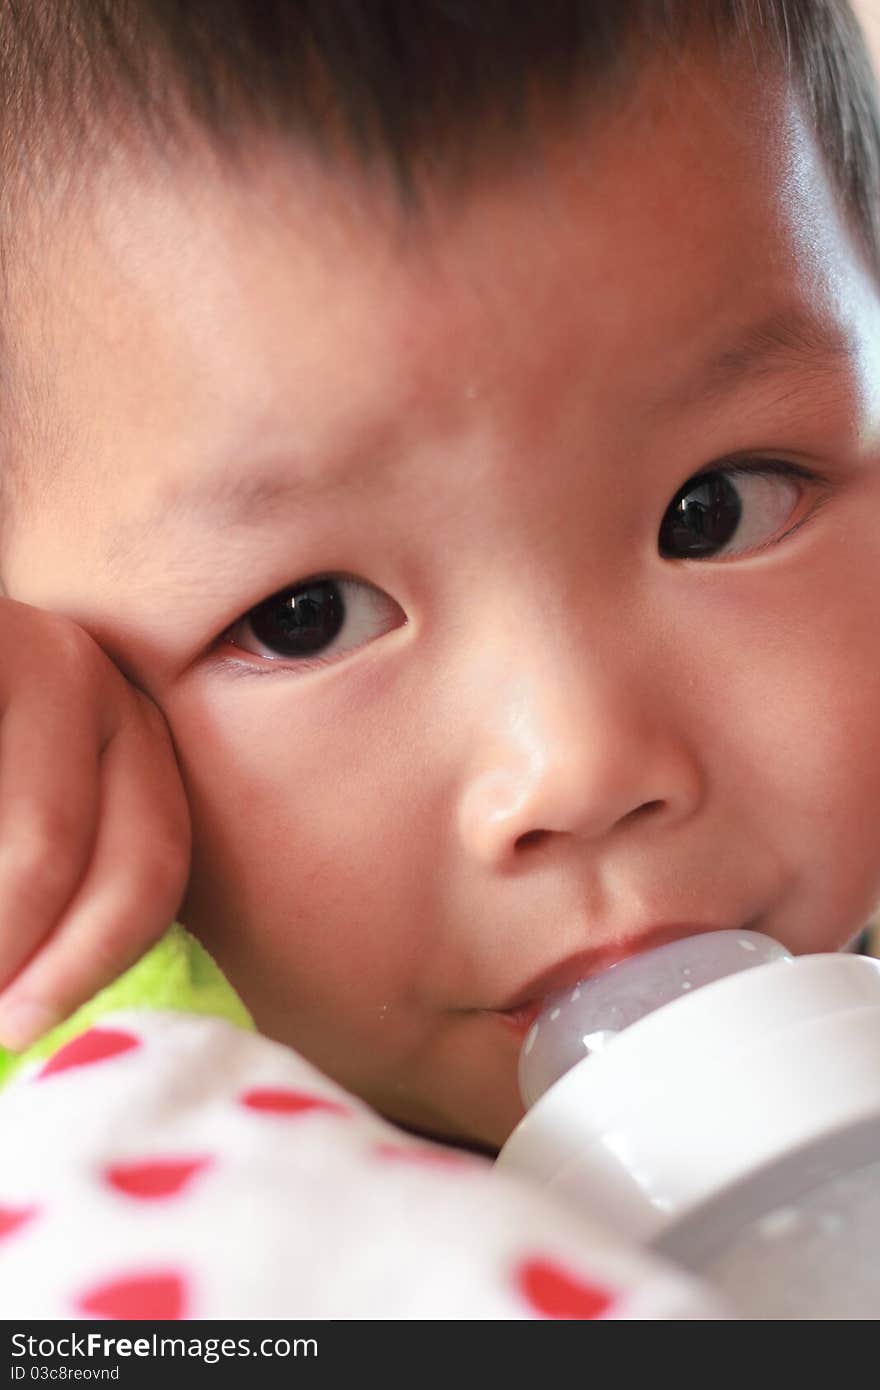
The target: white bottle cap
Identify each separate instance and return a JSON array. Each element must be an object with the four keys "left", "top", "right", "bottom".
[{"left": 497, "top": 938, "right": 880, "bottom": 1244}]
